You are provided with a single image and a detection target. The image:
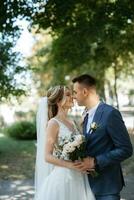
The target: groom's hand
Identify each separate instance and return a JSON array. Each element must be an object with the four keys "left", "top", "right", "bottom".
[{"left": 73, "top": 157, "right": 95, "bottom": 172}]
